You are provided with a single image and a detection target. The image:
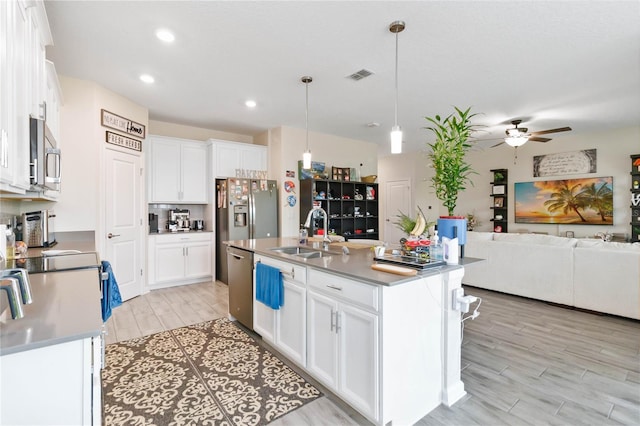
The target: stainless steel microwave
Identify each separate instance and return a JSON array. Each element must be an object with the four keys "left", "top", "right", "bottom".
[{"left": 29, "top": 117, "right": 61, "bottom": 191}]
